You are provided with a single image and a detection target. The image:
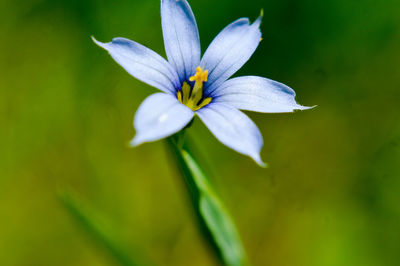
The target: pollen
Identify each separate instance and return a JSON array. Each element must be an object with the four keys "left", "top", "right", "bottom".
[{"left": 177, "top": 66, "right": 212, "bottom": 111}]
